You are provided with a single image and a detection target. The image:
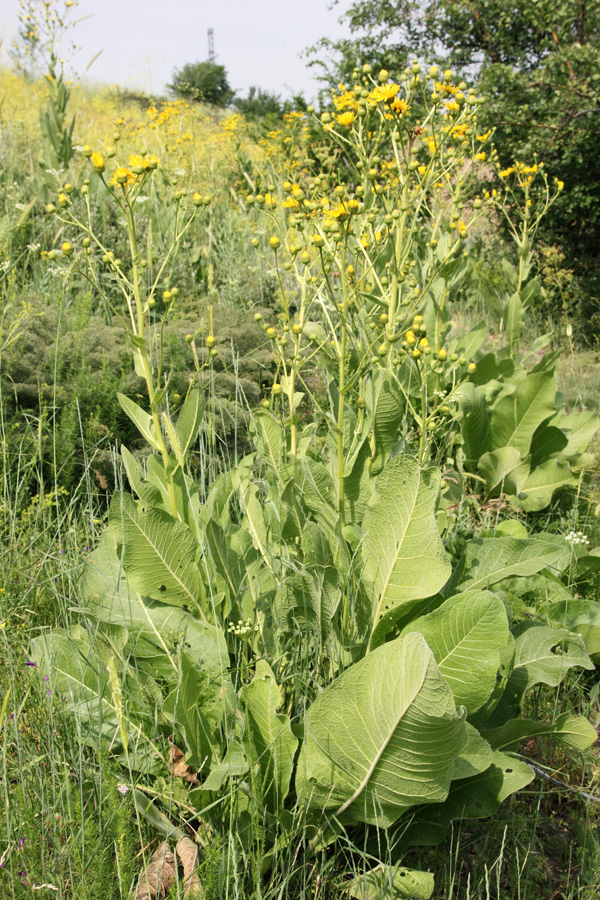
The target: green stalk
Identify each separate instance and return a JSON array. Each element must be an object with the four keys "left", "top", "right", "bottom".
[
  {"left": 124, "top": 195, "right": 178, "bottom": 518},
  {"left": 337, "top": 243, "right": 349, "bottom": 525}
]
